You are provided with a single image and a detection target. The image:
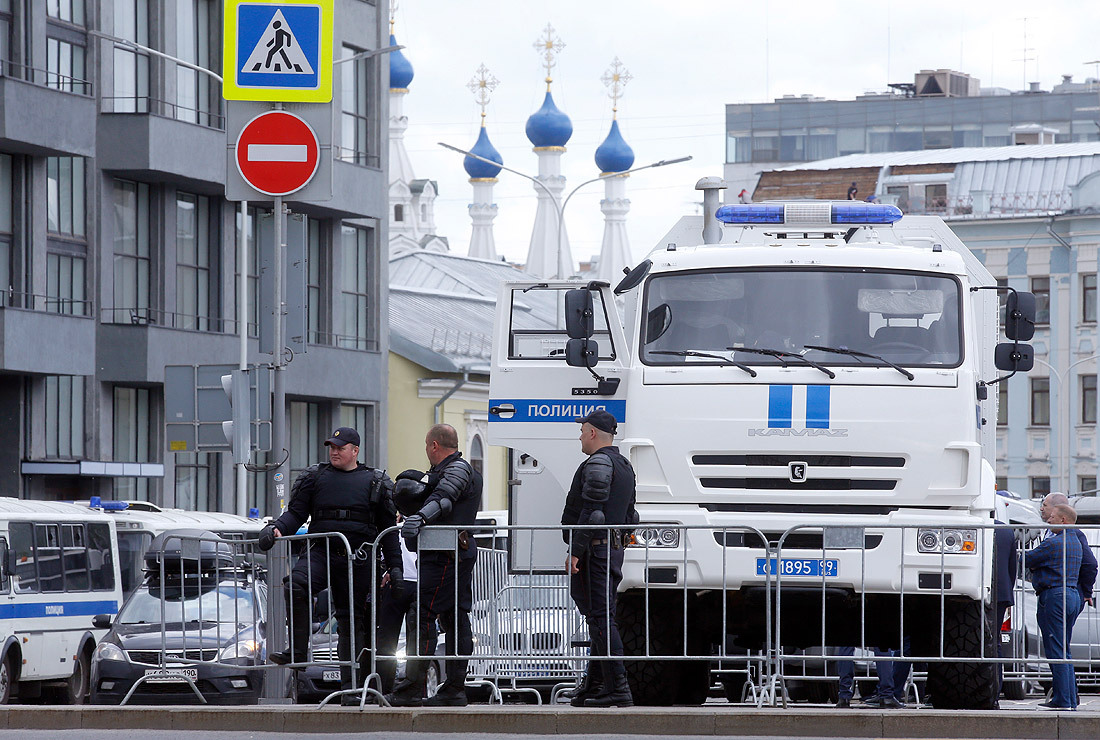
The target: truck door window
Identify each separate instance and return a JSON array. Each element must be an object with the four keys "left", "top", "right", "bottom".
[{"left": 508, "top": 287, "right": 616, "bottom": 361}]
